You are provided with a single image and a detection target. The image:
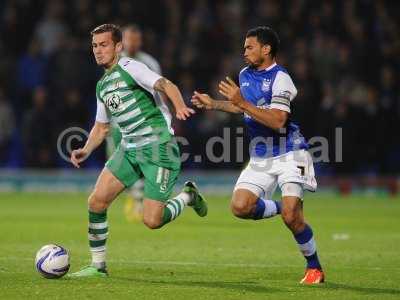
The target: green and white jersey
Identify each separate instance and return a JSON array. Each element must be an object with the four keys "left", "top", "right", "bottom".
[{"left": 96, "top": 57, "right": 173, "bottom": 149}]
